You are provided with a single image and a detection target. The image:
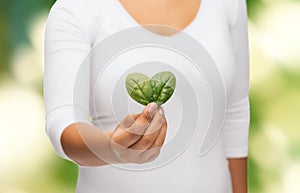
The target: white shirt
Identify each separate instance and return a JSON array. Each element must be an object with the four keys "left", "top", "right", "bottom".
[{"left": 44, "top": 0, "right": 250, "bottom": 192}]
